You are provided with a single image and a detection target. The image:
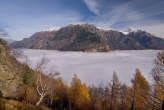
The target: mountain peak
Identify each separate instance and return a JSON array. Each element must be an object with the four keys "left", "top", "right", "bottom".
[
  {"left": 127, "top": 28, "right": 138, "bottom": 32},
  {"left": 67, "top": 23, "right": 97, "bottom": 29},
  {"left": 121, "top": 28, "right": 143, "bottom": 35}
]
